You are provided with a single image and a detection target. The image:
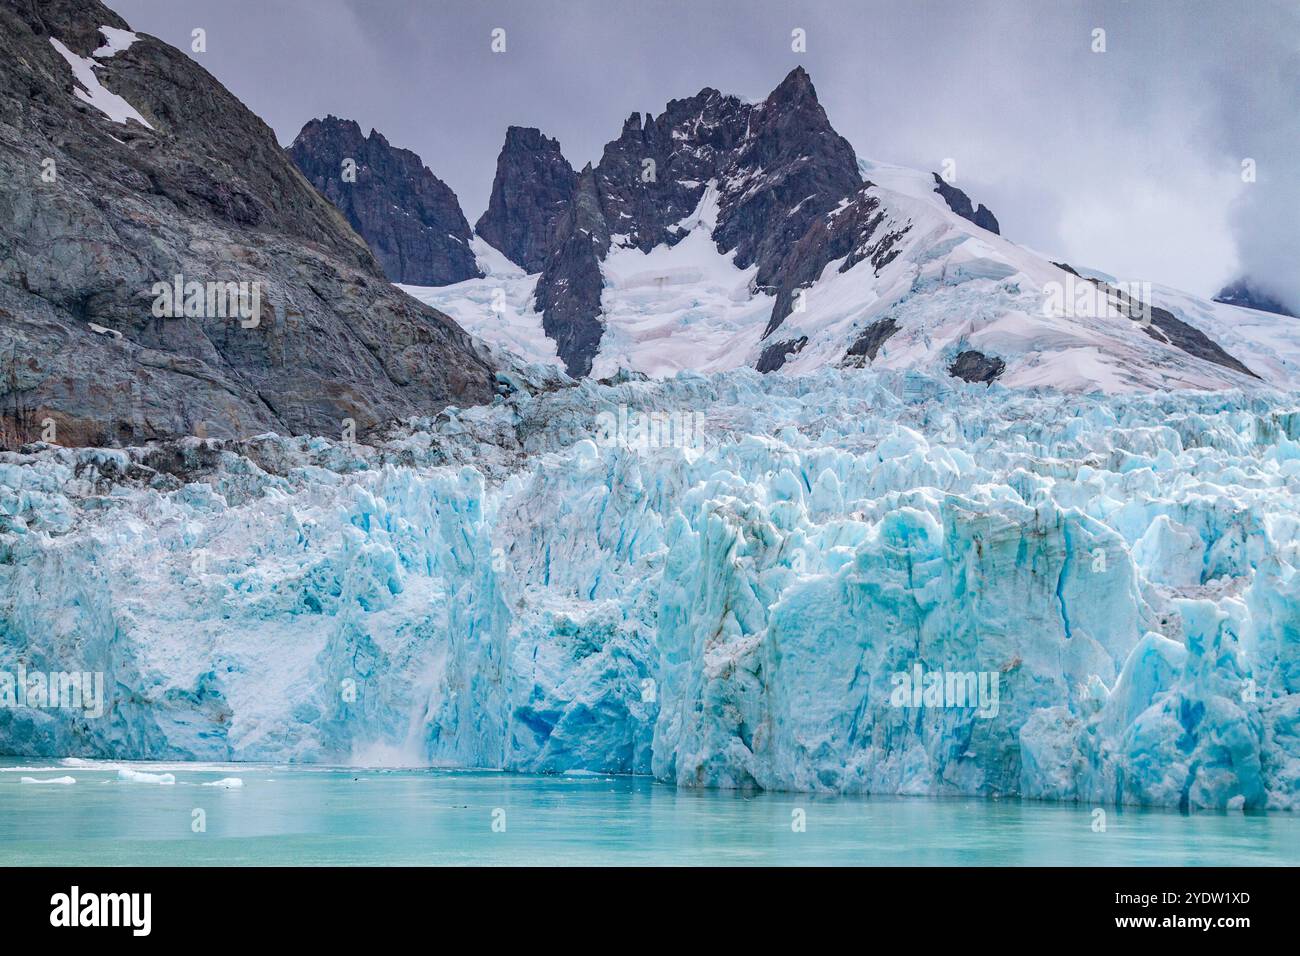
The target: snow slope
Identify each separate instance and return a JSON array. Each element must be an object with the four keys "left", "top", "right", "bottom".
[
  {"left": 400, "top": 237, "right": 562, "bottom": 369},
  {"left": 3, "top": 369, "right": 1299, "bottom": 810},
  {"left": 406, "top": 157, "right": 1296, "bottom": 394}
]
